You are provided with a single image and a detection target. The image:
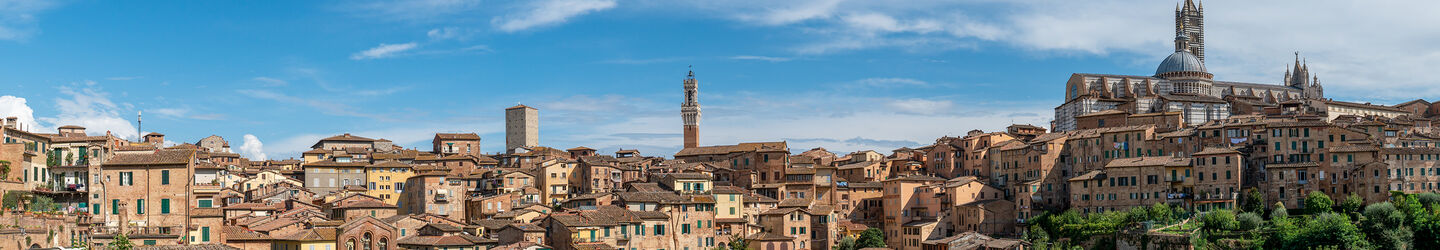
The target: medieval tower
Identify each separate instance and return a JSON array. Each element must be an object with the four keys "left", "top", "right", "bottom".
[{"left": 681, "top": 69, "right": 701, "bottom": 149}]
